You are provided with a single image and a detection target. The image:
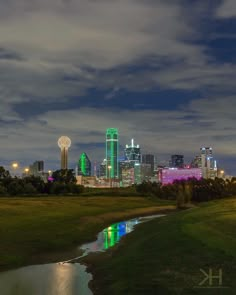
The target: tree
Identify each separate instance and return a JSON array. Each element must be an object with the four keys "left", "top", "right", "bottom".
[
  {"left": 0, "top": 166, "right": 11, "bottom": 179},
  {"left": 7, "top": 180, "right": 24, "bottom": 195},
  {"left": 23, "top": 183, "right": 37, "bottom": 195},
  {"left": 23, "top": 176, "right": 45, "bottom": 193},
  {"left": 52, "top": 169, "right": 76, "bottom": 184}
]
